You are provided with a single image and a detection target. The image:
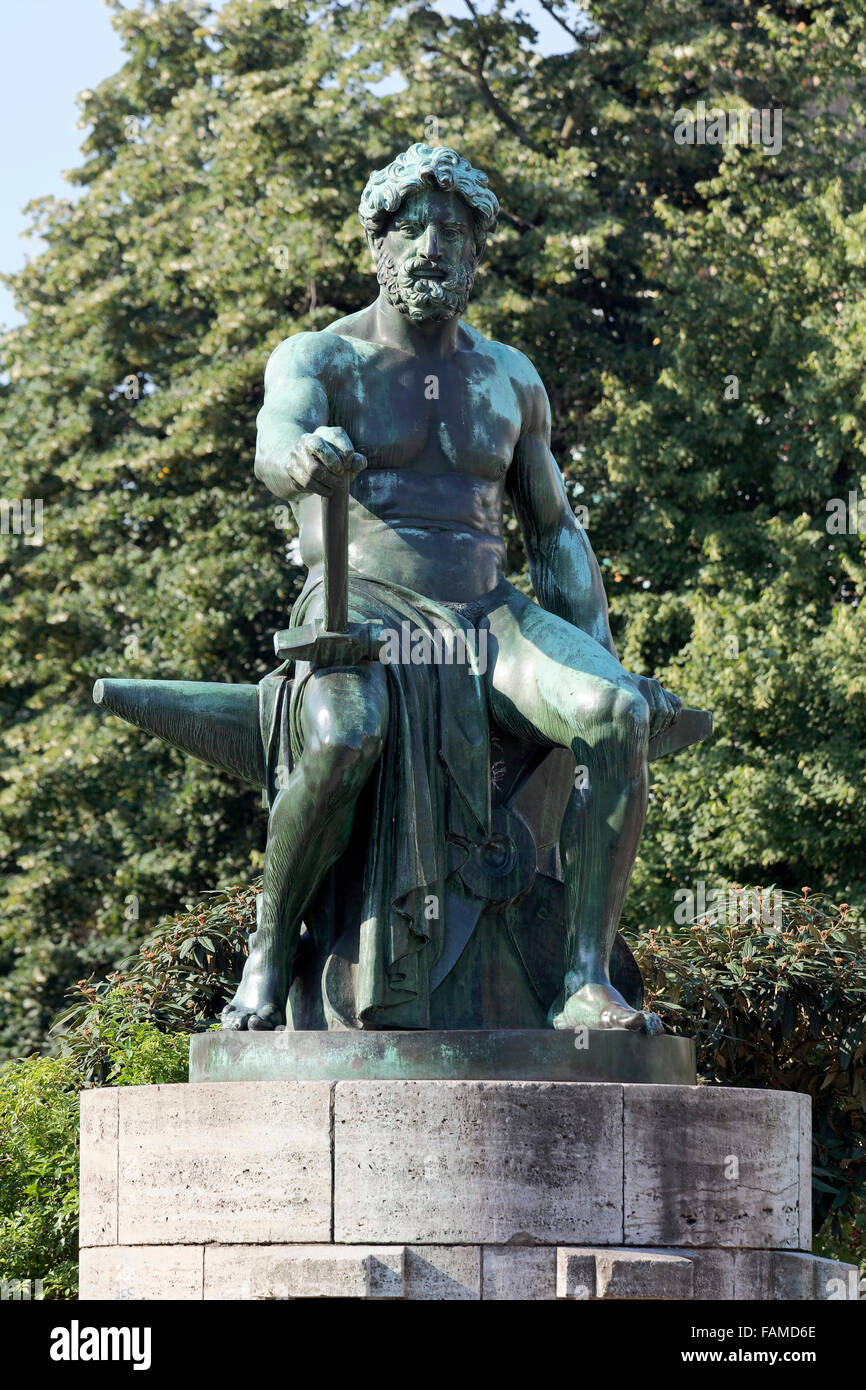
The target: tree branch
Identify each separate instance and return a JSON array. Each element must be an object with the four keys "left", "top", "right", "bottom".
[
  {"left": 436, "top": 8, "right": 541, "bottom": 152},
  {"left": 535, "top": 1, "right": 584, "bottom": 44}
]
